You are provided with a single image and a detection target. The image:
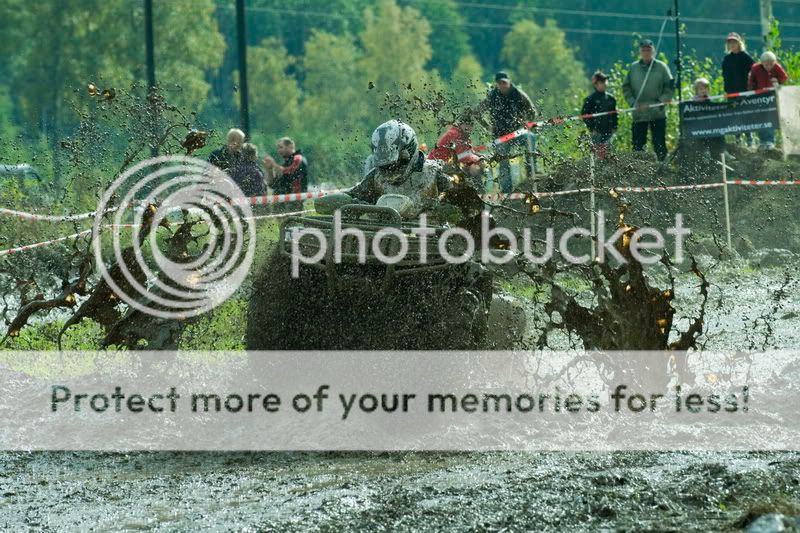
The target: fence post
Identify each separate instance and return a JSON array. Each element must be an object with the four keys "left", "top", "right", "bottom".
[
  {"left": 721, "top": 152, "right": 733, "bottom": 250},
  {"left": 589, "top": 152, "right": 597, "bottom": 259}
]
